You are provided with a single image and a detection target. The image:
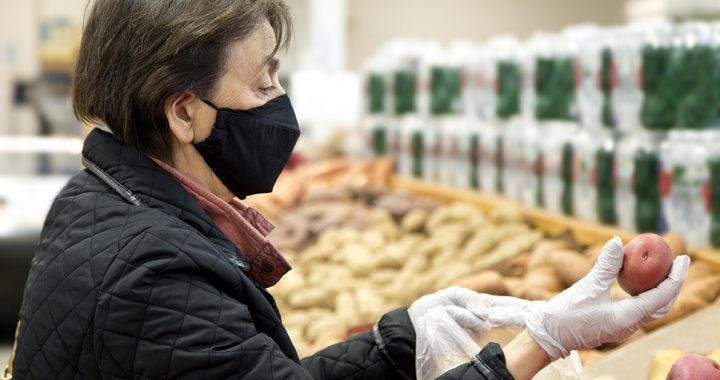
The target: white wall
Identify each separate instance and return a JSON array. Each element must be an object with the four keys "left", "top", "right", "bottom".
[
  {"left": 0, "top": 1, "right": 39, "bottom": 79},
  {"left": 346, "top": 0, "right": 629, "bottom": 69}
]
